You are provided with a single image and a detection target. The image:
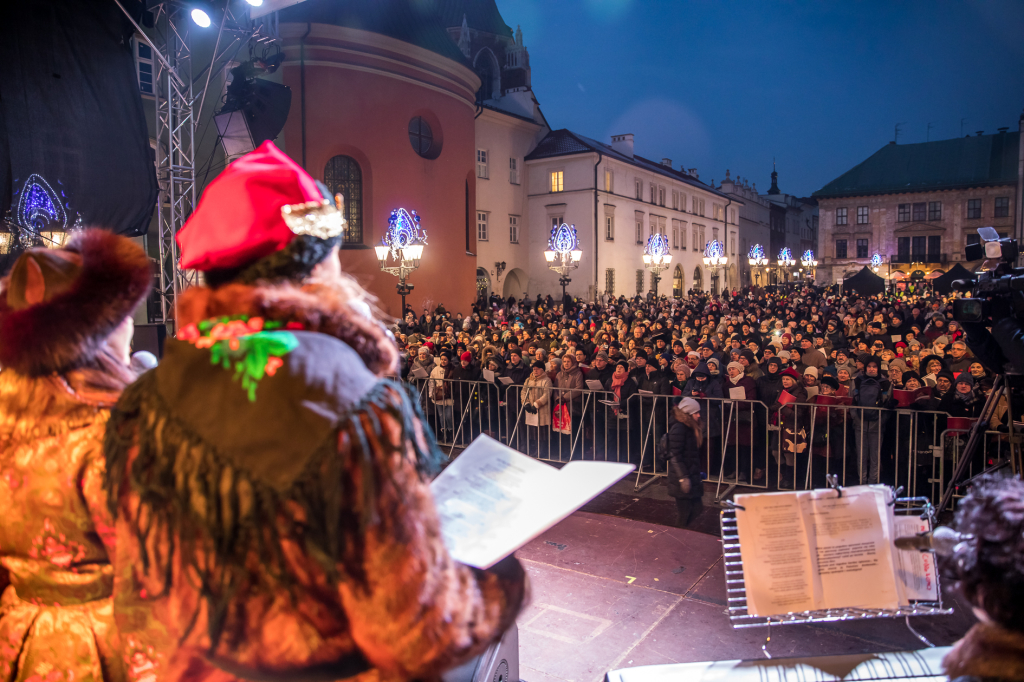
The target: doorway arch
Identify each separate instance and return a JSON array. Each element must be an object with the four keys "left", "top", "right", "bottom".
[
  {"left": 693, "top": 266, "right": 703, "bottom": 292},
  {"left": 476, "top": 267, "right": 490, "bottom": 303},
  {"left": 502, "top": 268, "right": 527, "bottom": 300},
  {"left": 672, "top": 265, "right": 684, "bottom": 298}
]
